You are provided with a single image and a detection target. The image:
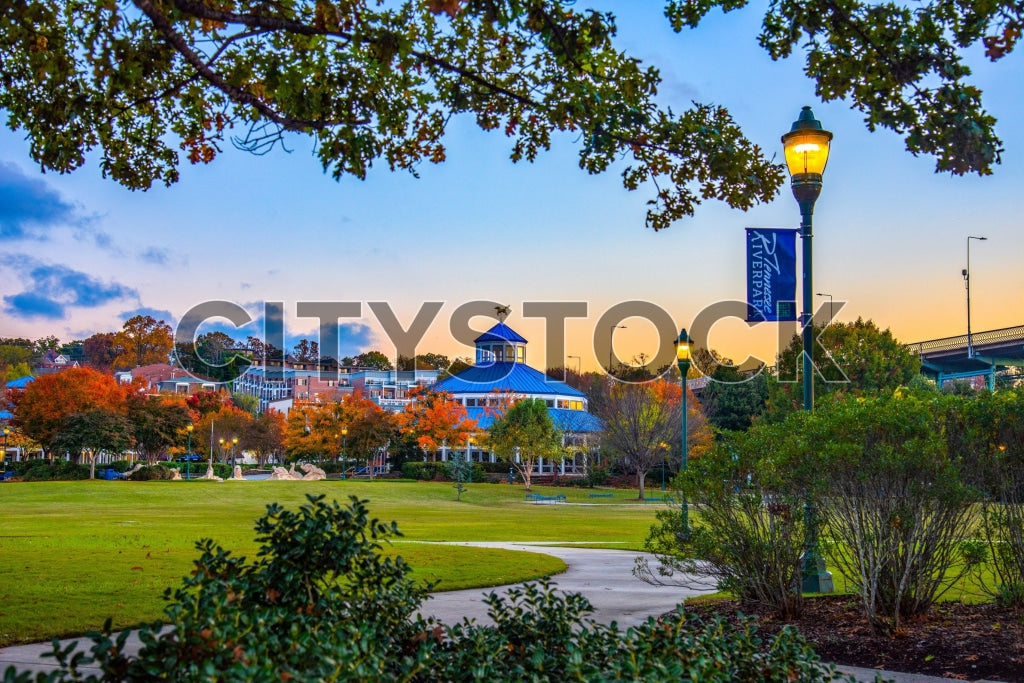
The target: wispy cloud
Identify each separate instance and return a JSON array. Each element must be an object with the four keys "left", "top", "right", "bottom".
[
  {"left": 3, "top": 257, "right": 138, "bottom": 320},
  {"left": 0, "top": 162, "right": 89, "bottom": 241},
  {"left": 139, "top": 247, "right": 170, "bottom": 265}
]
